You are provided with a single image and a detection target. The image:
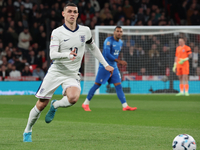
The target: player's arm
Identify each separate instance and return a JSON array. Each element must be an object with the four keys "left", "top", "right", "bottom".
[
  {"left": 49, "top": 30, "right": 76, "bottom": 60},
  {"left": 173, "top": 57, "right": 177, "bottom": 72},
  {"left": 114, "top": 58, "right": 127, "bottom": 66},
  {"left": 173, "top": 47, "right": 178, "bottom": 72},
  {"left": 178, "top": 47, "right": 192, "bottom": 65},
  {"left": 104, "top": 41, "right": 127, "bottom": 66},
  {"left": 50, "top": 45, "right": 76, "bottom": 60},
  {"left": 86, "top": 38, "right": 114, "bottom": 75},
  {"left": 179, "top": 53, "right": 192, "bottom": 64}
]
